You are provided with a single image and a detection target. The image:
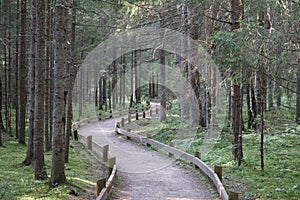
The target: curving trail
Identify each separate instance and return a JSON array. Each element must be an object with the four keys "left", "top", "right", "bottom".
[{"left": 78, "top": 104, "right": 218, "bottom": 200}]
